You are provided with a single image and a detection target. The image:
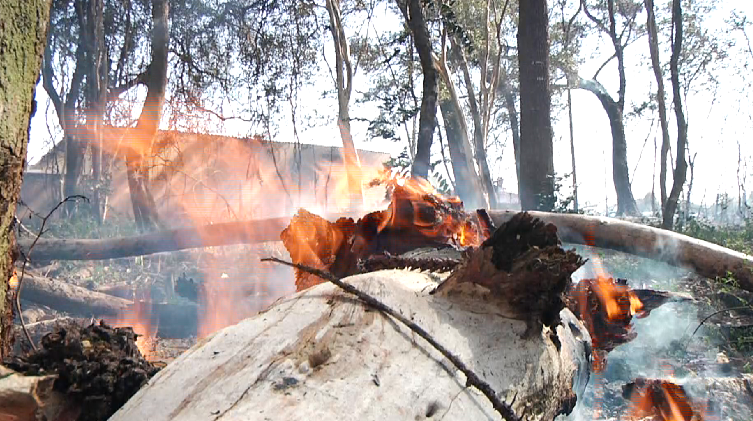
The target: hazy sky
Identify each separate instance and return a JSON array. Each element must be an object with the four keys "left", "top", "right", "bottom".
[{"left": 27, "top": 1, "right": 753, "bottom": 215}]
